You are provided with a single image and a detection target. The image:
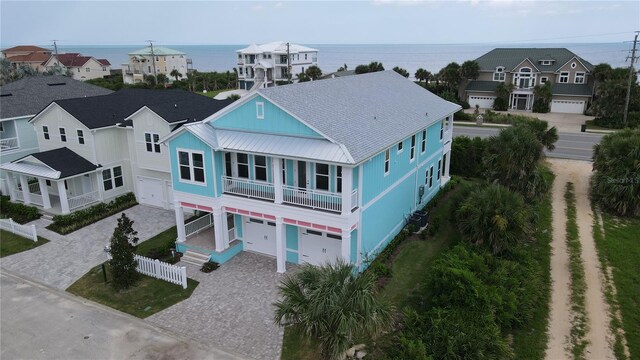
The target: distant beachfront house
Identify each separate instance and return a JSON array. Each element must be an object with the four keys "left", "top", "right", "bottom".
[
  {"left": 0, "top": 75, "right": 112, "bottom": 195},
  {"left": 1, "top": 45, "right": 52, "bottom": 72},
  {"left": 42, "top": 53, "right": 111, "bottom": 81},
  {"left": 463, "top": 48, "right": 594, "bottom": 114},
  {"left": 122, "top": 46, "right": 192, "bottom": 84},
  {"left": 236, "top": 42, "right": 318, "bottom": 90}
]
